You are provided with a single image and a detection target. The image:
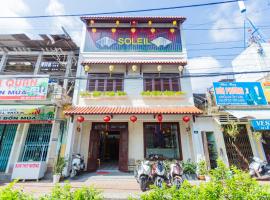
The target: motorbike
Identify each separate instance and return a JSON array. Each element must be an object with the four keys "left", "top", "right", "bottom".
[
  {"left": 134, "top": 160, "right": 152, "bottom": 191},
  {"left": 151, "top": 159, "right": 166, "bottom": 188},
  {"left": 70, "top": 154, "right": 85, "bottom": 178},
  {"left": 168, "top": 160, "right": 183, "bottom": 189},
  {"left": 249, "top": 157, "right": 270, "bottom": 179}
]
